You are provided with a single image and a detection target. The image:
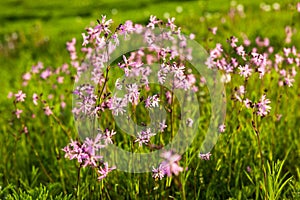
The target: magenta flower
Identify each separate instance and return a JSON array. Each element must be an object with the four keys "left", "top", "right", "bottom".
[
  {"left": 125, "top": 83, "right": 140, "bottom": 105},
  {"left": 101, "top": 129, "right": 116, "bottom": 145},
  {"left": 108, "top": 96, "right": 127, "bottom": 116},
  {"left": 209, "top": 27, "right": 218, "bottom": 35},
  {"left": 238, "top": 64, "right": 253, "bottom": 78},
  {"left": 15, "top": 90, "right": 26, "bottom": 102},
  {"left": 152, "top": 164, "right": 165, "bottom": 180},
  {"left": 145, "top": 94, "right": 160, "bottom": 109},
  {"left": 15, "top": 109, "right": 23, "bottom": 118},
  {"left": 135, "top": 128, "right": 156, "bottom": 147},
  {"left": 160, "top": 150, "right": 183, "bottom": 177},
  {"left": 147, "top": 15, "right": 160, "bottom": 29},
  {"left": 166, "top": 17, "right": 177, "bottom": 31},
  {"left": 256, "top": 95, "right": 271, "bottom": 117},
  {"left": 199, "top": 152, "right": 212, "bottom": 160},
  {"left": 186, "top": 118, "right": 194, "bottom": 127},
  {"left": 32, "top": 93, "right": 39, "bottom": 105},
  {"left": 218, "top": 124, "right": 226, "bottom": 133},
  {"left": 97, "top": 162, "right": 116, "bottom": 180},
  {"left": 159, "top": 120, "right": 167, "bottom": 132},
  {"left": 244, "top": 98, "right": 252, "bottom": 108},
  {"left": 7, "top": 92, "right": 13, "bottom": 99},
  {"left": 44, "top": 106, "right": 53, "bottom": 116},
  {"left": 22, "top": 72, "right": 31, "bottom": 81}
]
